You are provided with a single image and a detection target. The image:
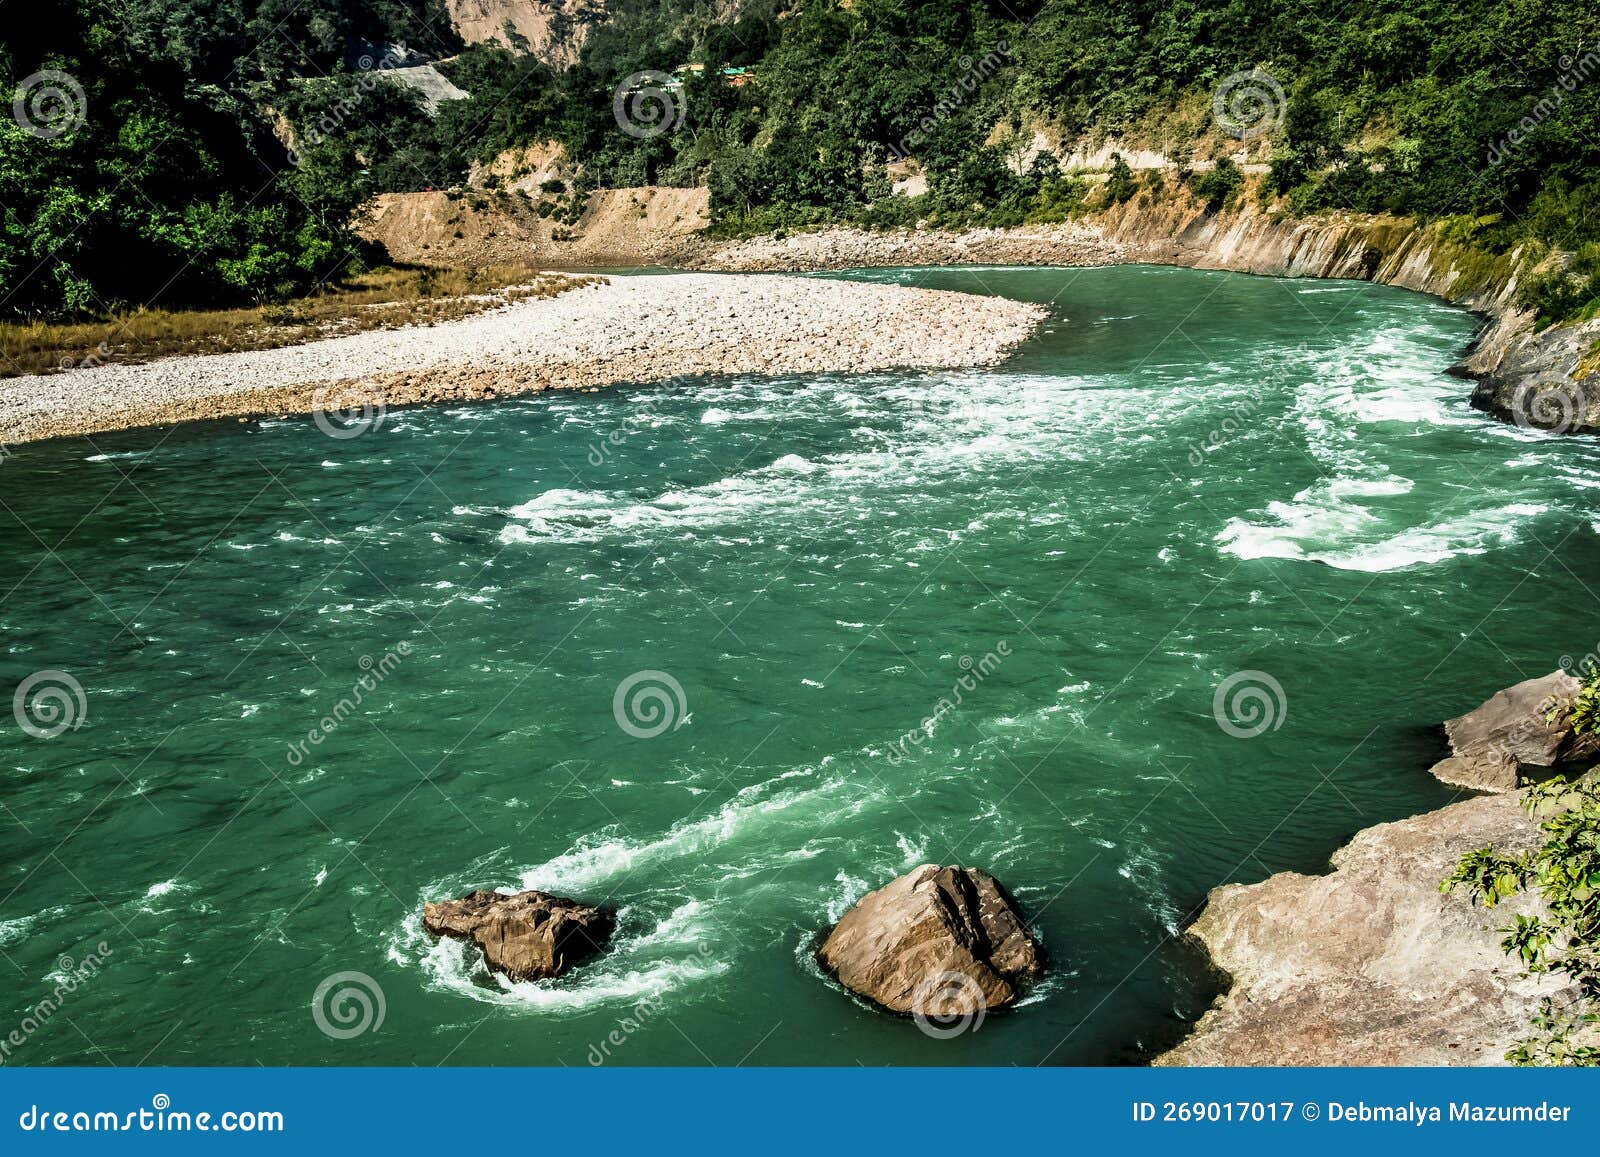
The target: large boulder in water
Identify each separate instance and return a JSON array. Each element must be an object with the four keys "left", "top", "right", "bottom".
[
  {"left": 1428, "top": 671, "right": 1599, "bottom": 792},
  {"left": 423, "top": 889, "right": 615, "bottom": 982},
  {"left": 817, "top": 865, "right": 1043, "bottom": 1016}
]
